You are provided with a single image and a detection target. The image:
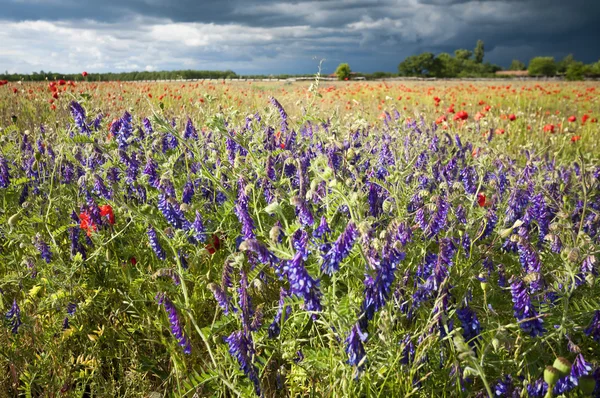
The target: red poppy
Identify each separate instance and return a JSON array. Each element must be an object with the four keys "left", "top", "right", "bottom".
[
  {"left": 477, "top": 193, "right": 486, "bottom": 207},
  {"left": 58, "top": 80, "right": 66, "bottom": 86},
  {"left": 543, "top": 124, "right": 555, "bottom": 133},
  {"left": 474, "top": 112, "right": 484, "bottom": 121},
  {"left": 205, "top": 234, "right": 222, "bottom": 255},
  {"left": 82, "top": 71, "right": 88, "bottom": 77},
  {"left": 568, "top": 116, "right": 576, "bottom": 123},
  {"left": 79, "top": 211, "right": 97, "bottom": 236},
  {"left": 508, "top": 114, "right": 516, "bottom": 121},
  {"left": 129, "top": 257, "right": 137, "bottom": 265},
  {"left": 435, "top": 115, "right": 447, "bottom": 124},
  {"left": 582, "top": 114, "right": 589, "bottom": 124},
  {"left": 453, "top": 111, "right": 468, "bottom": 121},
  {"left": 571, "top": 135, "right": 581, "bottom": 142},
  {"left": 100, "top": 204, "right": 115, "bottom": 225}
]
